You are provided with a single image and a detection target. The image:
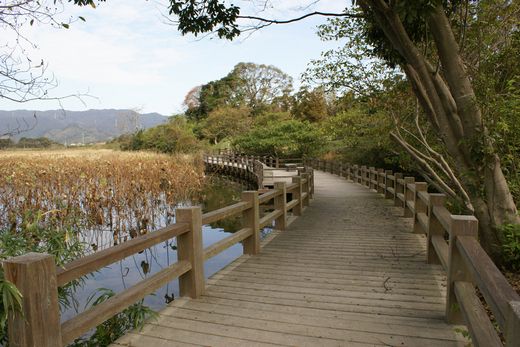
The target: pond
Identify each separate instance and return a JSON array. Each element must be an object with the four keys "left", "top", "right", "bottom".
[{"left": 60, "top": 175, "right": 272, "bottom": 323}]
